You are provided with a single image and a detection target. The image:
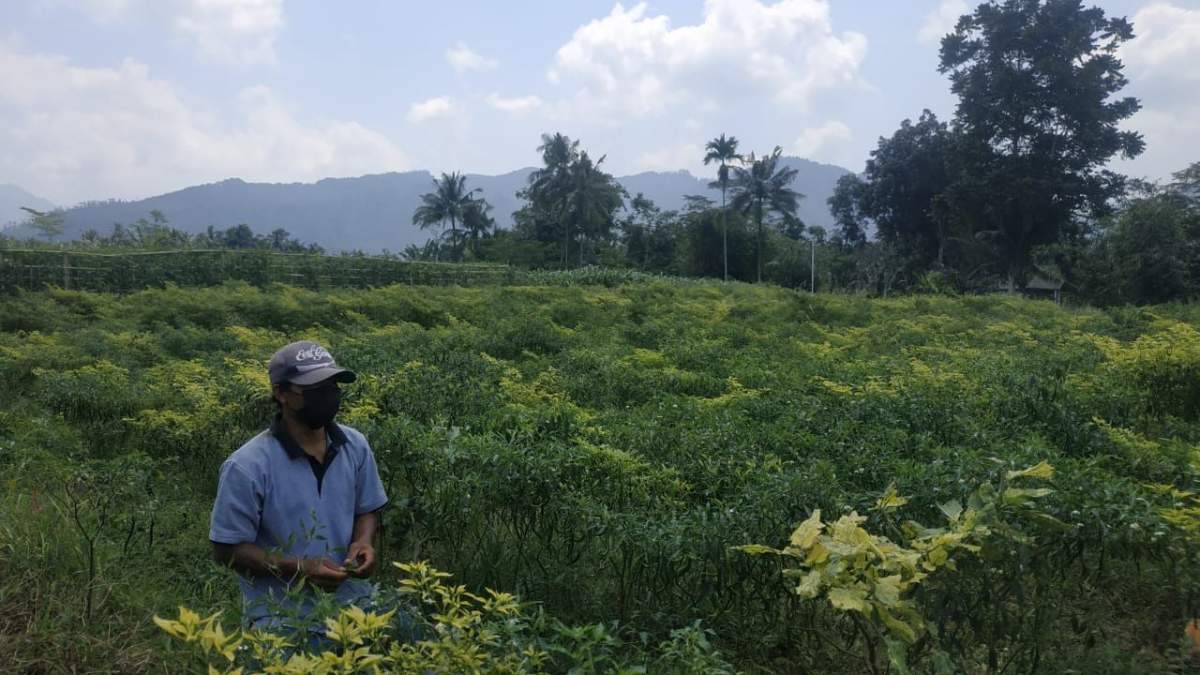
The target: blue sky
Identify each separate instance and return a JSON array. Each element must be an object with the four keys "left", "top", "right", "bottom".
[{"left": 1, "top": 0, "right": 1196, "bottom": 206}]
